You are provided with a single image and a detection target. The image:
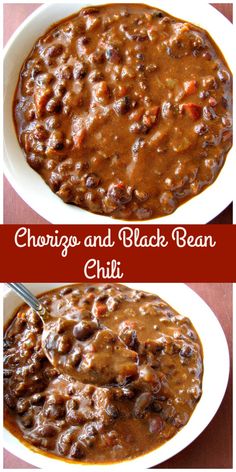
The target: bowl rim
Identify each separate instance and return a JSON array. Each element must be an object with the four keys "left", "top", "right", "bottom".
[
  {"left": 3, "top": 282, "right": 230, "bottom": 469},
  {"left": 3, "top": 1, "right": 234, "bottom": 224}
]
